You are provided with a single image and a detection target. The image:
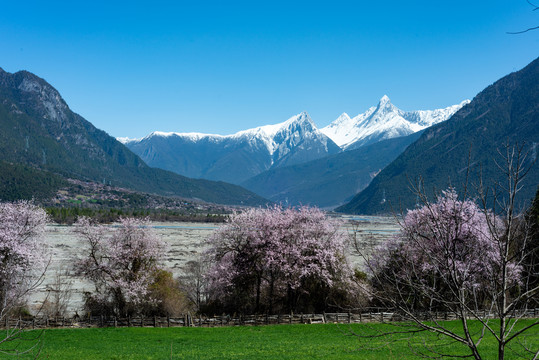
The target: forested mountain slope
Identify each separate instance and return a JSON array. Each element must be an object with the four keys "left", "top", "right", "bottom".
[
  {"left": 0, "top": 68, "right": 267, "bottom": 206},
  {"left": 338, "top": 57, "right": 539, "bottom": 214}
]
